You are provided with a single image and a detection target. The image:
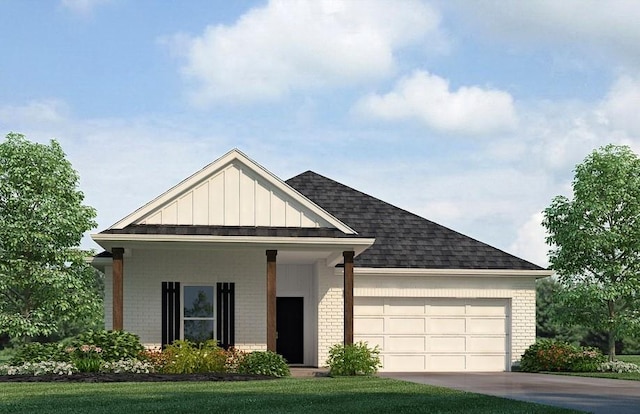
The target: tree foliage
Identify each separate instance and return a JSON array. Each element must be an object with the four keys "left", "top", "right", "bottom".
[
  {"left": 543, "top": 144, "right": 640, "bottom": 360},
  {"left": 0, "top": 133, "right": 100, "bottom": 343},
  {"left": 536, "top": 278, "right": 587, "bottom": 344}
]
